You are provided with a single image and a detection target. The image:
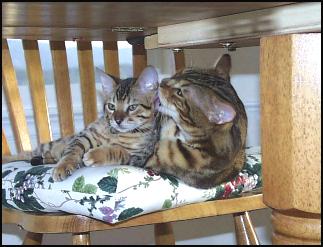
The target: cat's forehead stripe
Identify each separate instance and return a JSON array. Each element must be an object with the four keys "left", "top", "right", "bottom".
[
  {"left": 115, "top": 78, "right": 135, "bottom": 101},
  {"left": 172, "top": 70, "right": 238, "bottom": 106}
]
